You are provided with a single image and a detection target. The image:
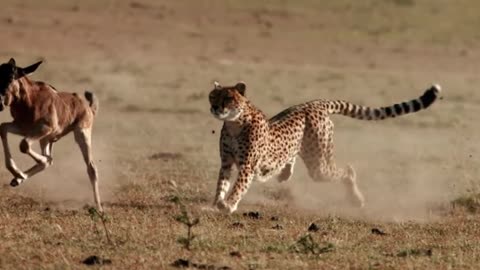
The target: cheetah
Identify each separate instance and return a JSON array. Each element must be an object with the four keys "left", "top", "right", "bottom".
[{"left": 209, "top": 81, "right": 441, "bottom": 213}]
